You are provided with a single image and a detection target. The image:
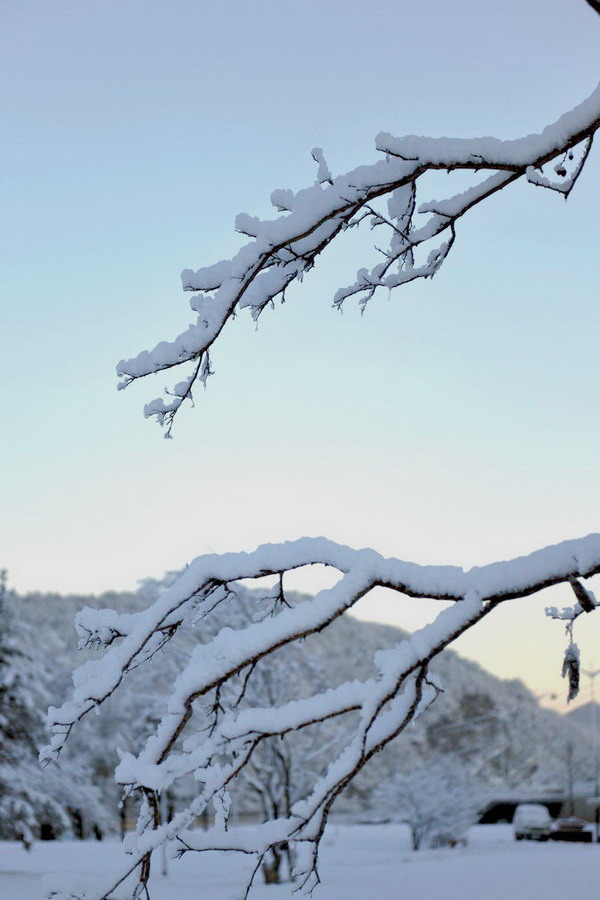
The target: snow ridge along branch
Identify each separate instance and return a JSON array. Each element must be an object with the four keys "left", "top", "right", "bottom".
[
  {"left": 116, "top": 84, "right": 600, "bottom": 434},
  {"left": 42, "top": 533, "right": 600, "bottom": 899}
]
